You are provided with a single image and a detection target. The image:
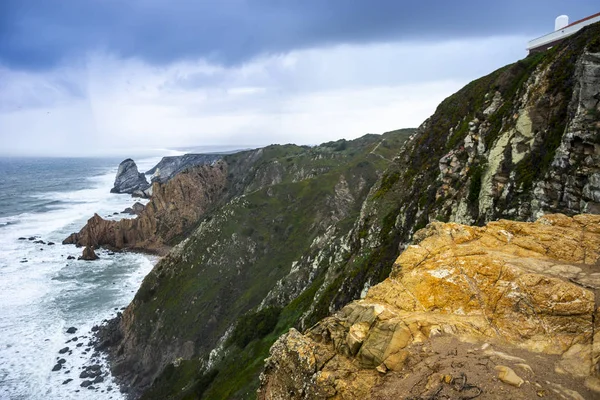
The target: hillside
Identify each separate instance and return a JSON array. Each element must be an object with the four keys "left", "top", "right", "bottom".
[
  {"left": 99, "top": 131, "right": 414, "bottom": 398},
  {"left": 100, "top": 22, "right": 600, "bottom": 399}
]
